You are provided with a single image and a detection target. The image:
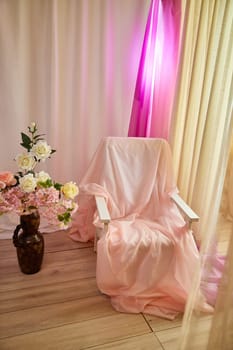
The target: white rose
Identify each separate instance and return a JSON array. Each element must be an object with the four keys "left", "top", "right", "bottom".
[
  {"left": 36, "top": 171, "right": 51, "bottom": 183},
  {"left": 29, "top": 122, "right": 36, "bottom": 133},
  {"left": 61, "top": 182, "right": 79, "bottom": 200},
  {"left": 16, "top": 153, "right": 36, "bottom": 171},
  {"left": 32, "top": 140, "right": 51, "bottom": 161},
  {"left": 19, "top": 174, "right": 37, "bottom": 193}
]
